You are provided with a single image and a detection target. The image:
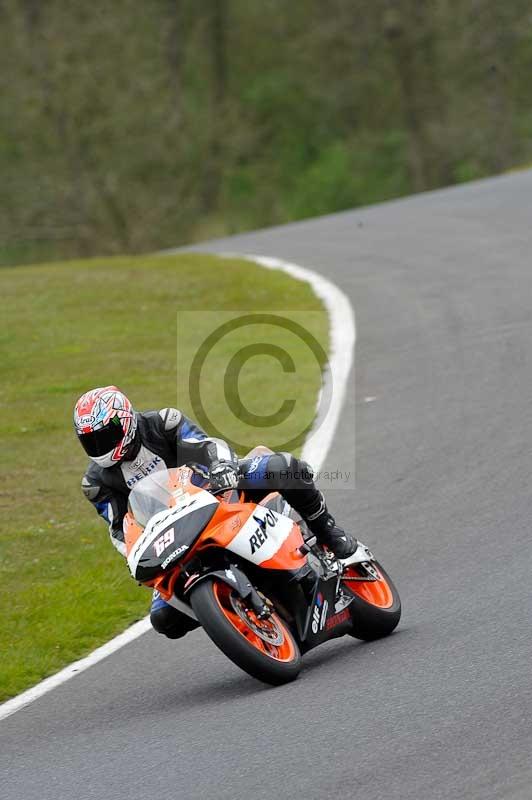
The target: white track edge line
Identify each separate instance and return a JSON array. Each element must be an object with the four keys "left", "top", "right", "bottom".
[
  {"left": 0, "top": 618, "right": 153, "bottom": 721},
  {"left": 0, "top": 251, "right": 355, "bottom": 722},
  {"left": 239, "top": 254, "right": 356, "bottom": 470}
]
